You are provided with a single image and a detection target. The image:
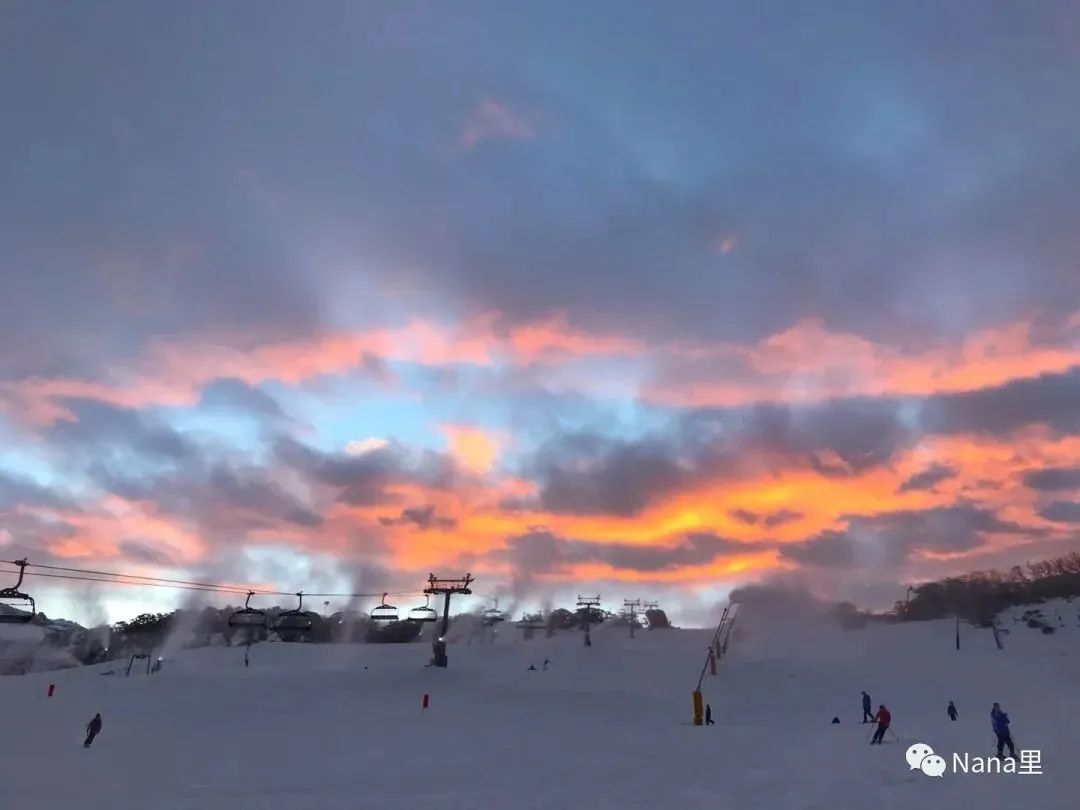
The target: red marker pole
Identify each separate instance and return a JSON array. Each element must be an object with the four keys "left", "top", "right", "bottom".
[
  {"left": 47, "top": 684, "right": 55, "bottom": 697},
  {"left": 422, "top": 693, "right": 429, "bottom": 709}
]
